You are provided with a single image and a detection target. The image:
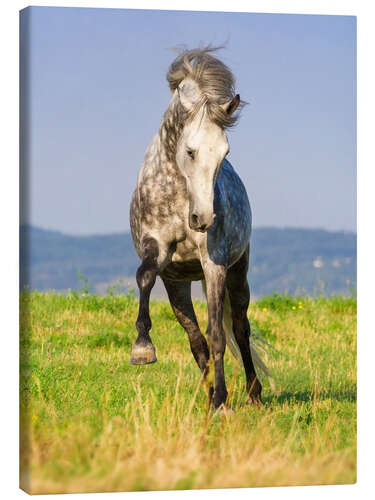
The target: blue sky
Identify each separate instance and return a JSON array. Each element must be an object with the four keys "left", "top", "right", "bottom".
[{"left": 20, "top": 6, "right": 356, "bottom": 234}]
